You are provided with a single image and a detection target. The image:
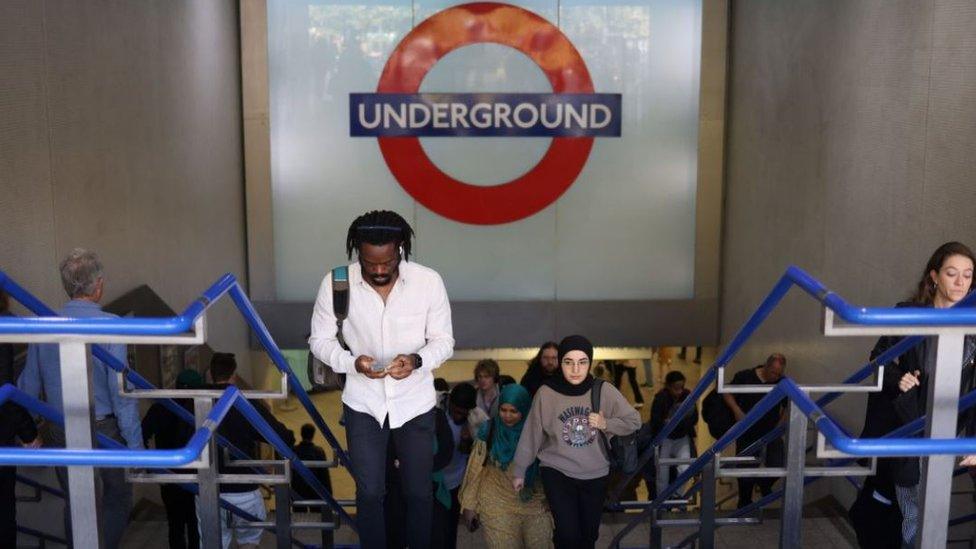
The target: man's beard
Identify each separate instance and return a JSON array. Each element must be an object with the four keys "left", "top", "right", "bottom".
[{"left": 368, "top": 270, "right": 396, "bottom": 287}]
